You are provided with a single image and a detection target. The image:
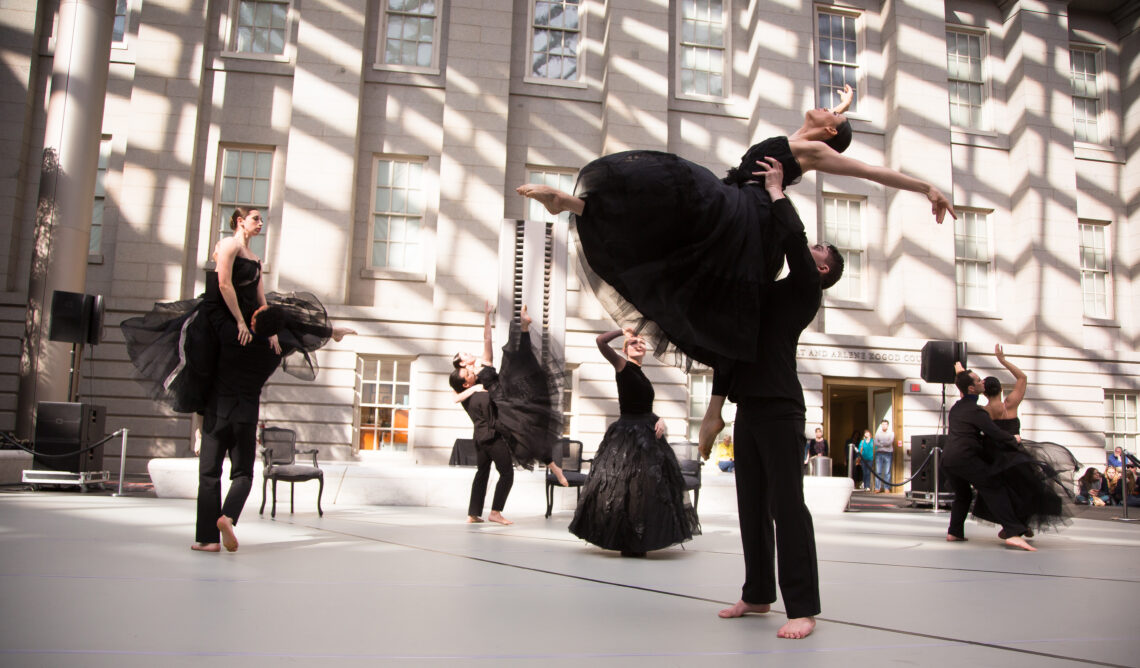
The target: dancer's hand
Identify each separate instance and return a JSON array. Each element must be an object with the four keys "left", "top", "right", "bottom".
[
  {"left": 994, "top": 343, "right": 1006, "bottom": 363},
  {"left": 654, "top": 418, "right": 667, "bottom": 439},
  {"left": 520, "top": 305, "right": 532, "bottom": 331},
  {"left": 928, "top": 187, "right": 956, "bottom": 224},
  {"left": 485, "top": 300, "right": 494, "bottom": 316},
  {"left": 268, "top": 334, "right": 281, "bottom": 354},
  {"left": 698, "top": 414, "right": 724, "bottom": 461},
  {"left": 752, "top": 157, "right": 785, "bottom": 199},
  {"left": 237, "top": 321, "right": 252, "bottom": 345},
  {"left": 954, "top": 360, "right": 965, "bottom": 374},
  {"left": 830, "top": 83, "right": 854, "bottom": 114},
  {"left": 332, "top": 327, "right": 357, "bottom": 342}
]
